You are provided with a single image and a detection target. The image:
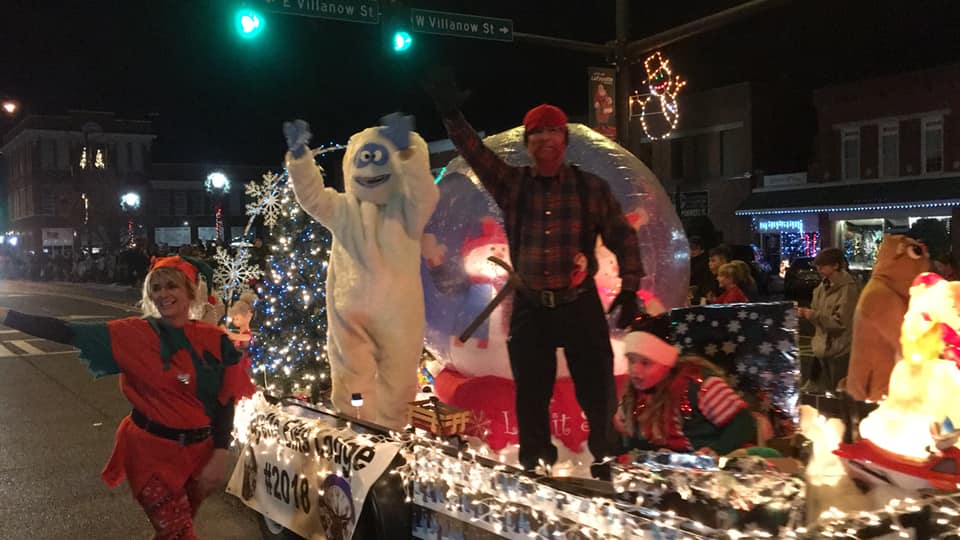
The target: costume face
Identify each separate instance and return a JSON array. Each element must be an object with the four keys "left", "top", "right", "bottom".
[
  {"left": 526, "top": 126, "right": 566, "bottom": 174},
  {"left": 628, "top": 353, "right": 671, "bottom": 390},
  {"left": 463, "top": 242, "right": 510, "bottom": 280},
  {"left": 148, "top": 270, "right": 192, "bottom": 323},
  {"left": 871, "top": 235, "right": 930, "bottom": 293},
  {"left": 342, "top": 126, "right": 428, "bottom": 205}
]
